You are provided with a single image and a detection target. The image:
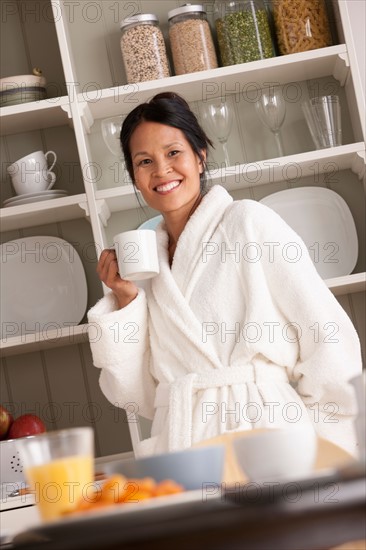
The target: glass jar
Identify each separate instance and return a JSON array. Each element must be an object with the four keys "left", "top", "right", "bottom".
[
  {"left": 120, "top": 14, "right": 171, "bottom": 83},
  {"left": 271, "top": 0, "right": 333, "bottom": 55},
  {"left": 214, "top": 0, "right": 276, "bottom": 66},
  {"left": 168, "top": 4, "right": 218, "bottom": 75}
]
